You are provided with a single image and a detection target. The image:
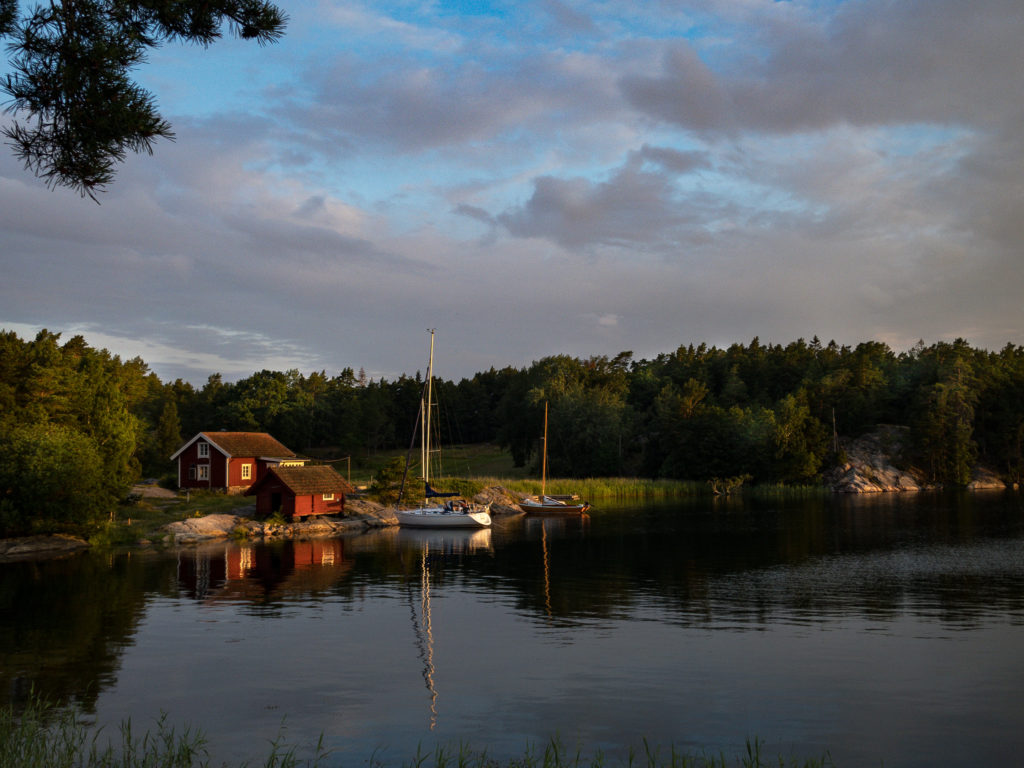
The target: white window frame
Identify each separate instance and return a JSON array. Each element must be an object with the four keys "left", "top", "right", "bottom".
[
  {"left": 322, "top": 493, "right": 335, "bottom": 501},
  {"left": 197, "top": 465, "right": 210, "bottom": 481},
  {"left": 241, "top": 463, "right": 252, "bottom": 480},
  {"left": 197, "top": 442, "right": 209, "bottom": 458}
]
